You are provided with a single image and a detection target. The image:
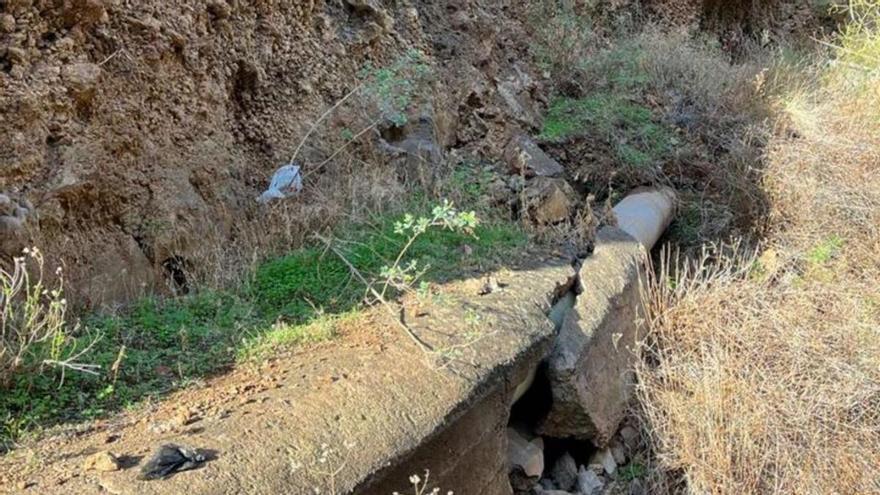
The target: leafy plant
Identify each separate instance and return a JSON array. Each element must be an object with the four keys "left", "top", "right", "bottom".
[
  {"left": 380, "top": 201, "right": 479, "bottom": 297},
  {"left": 360, "top": 49, "right": 432, "bottom": 127},
  {"left": 289, "top": 50, "right": 434, "bottom": 180},
  {"left": 529, "top": 0, "right": 597, "bottom": 88}
]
